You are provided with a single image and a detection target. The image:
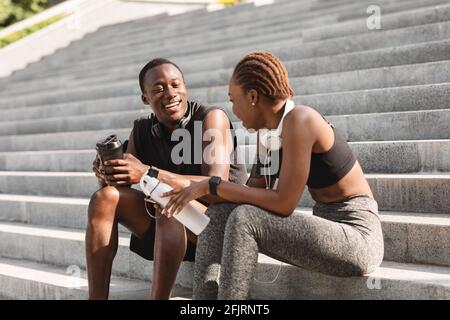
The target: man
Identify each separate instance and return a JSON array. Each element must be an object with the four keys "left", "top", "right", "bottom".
[{"left": 85, "top": 58, "right": 247, "bottom": 300}]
